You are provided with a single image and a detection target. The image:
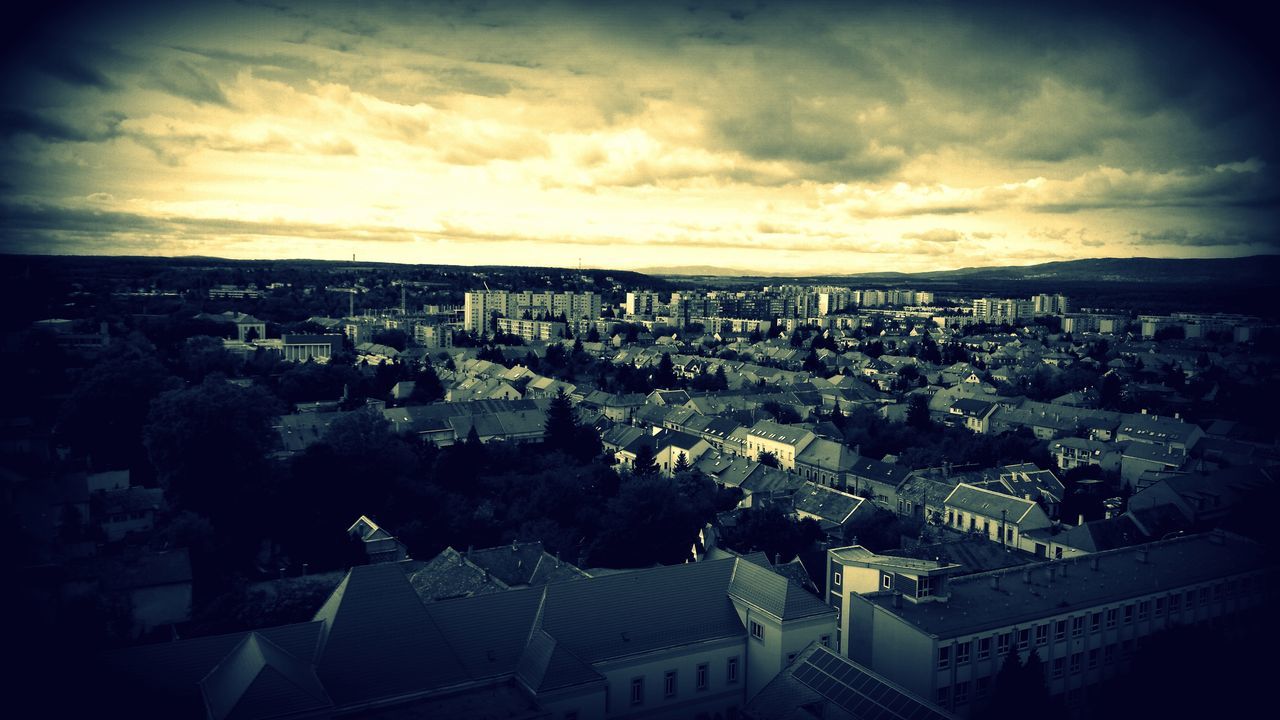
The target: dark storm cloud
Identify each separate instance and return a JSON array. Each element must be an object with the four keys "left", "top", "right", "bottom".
[
  {"left": 35, "top": 53, "right": 115, "bottom": 89},
  {"left": 1128, "top": 229, "right": 1275, "bottom": 249},
  {"left": 0, "top": 108, "right": 124, "bottom": 142}
]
